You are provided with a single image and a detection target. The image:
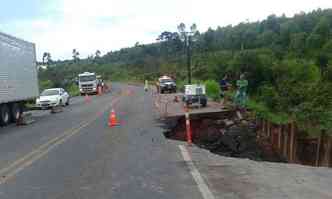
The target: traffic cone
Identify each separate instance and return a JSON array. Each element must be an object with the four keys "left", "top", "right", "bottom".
[
  {"left": 98, "top": 86, "right": 102, "bottom": 96},
  {"left": 108, "top": 109, "right": 119, "bottom": 127}
]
